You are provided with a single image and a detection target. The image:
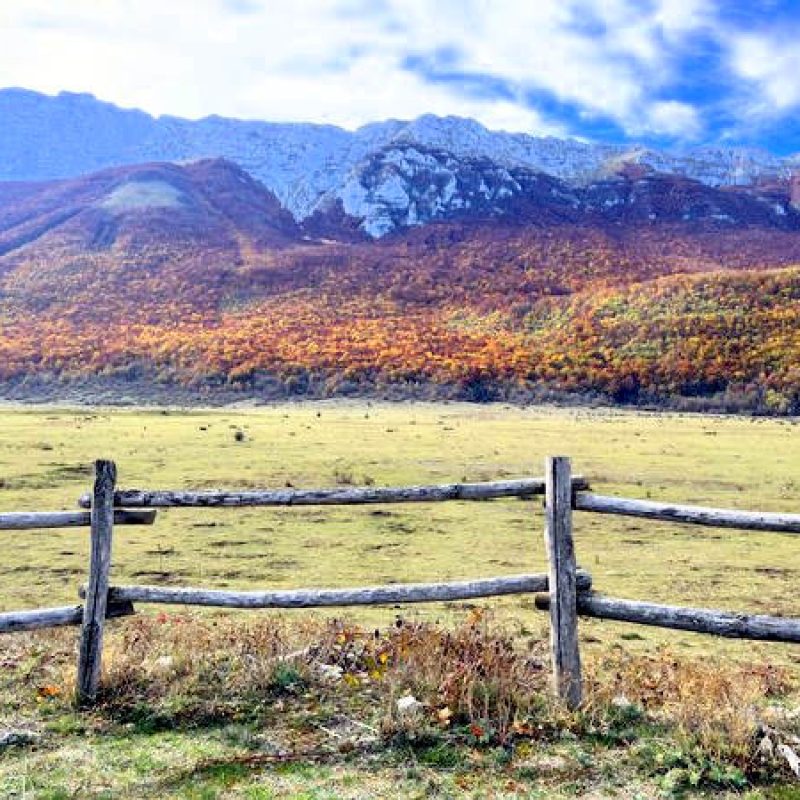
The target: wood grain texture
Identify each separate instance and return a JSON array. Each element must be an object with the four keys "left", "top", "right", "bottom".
[
  {"left": 0, "top": 600, "right": 134, "bottom": 634},
  {"left": 0, "top": 509, "right": 155, "bottom": 531},
  {"left": 76, "top": 460, "right": 116, "bottom": 706},
  {"left": 544, "top": 456, "right": 582, "bottom": 709},
  {"left": 77, "top": 477, "right": 590, "bottom": 509},
  {"left": 98, "top": 572, "right": 593, "bottom": 608},
  {"left": 535, "top": 593, "right": 800, "bottom": 642},
  {"left": 575, "top": 493, "right": 800, "bottom": 533}
]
